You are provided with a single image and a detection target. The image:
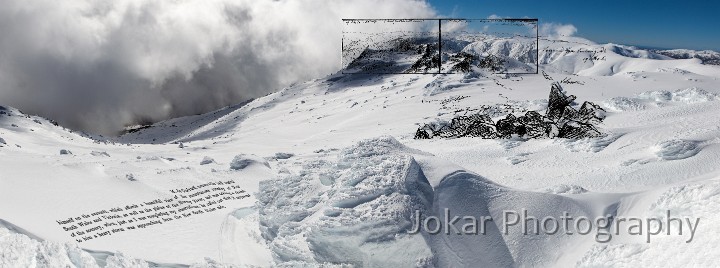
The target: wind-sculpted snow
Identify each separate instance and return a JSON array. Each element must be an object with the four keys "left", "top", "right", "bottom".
[
  {"left": 0, "top": 221, "right": 151, "bottom": 268},
  {"left": 603, "top": 87, "right": 719, "bottom": 112},
  {"left": 257, "top": 137, "right": 434, "bottom": 266},
  {"left": 602, "top": 97, "right": 646, "bottom": 112},
  {"left": 557, "top": 133, "right": 623, "bottom": 153},
  {"left": 653, "top": 140, "right": 702, "bottom": 161},
  {"left": 428, "top": 170, "right": 599, "bottom": 267},
  {"left": 542, "top": 184, "right": 589, "bottom": 195},
  {"left": 577, "top": 180, "right": 720, "bottom": 267},
  {"left": 1, "top": 221, "right": 227, "bottom": 267},
  {"left": 254, "top": 137, "right": 616, "bottom": 266},
  {"left": 0, "top": 229, "right": 95, "bottom": 268},
  {"left": 663, "top": 87, "right": 720, "bottom": 103}
]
